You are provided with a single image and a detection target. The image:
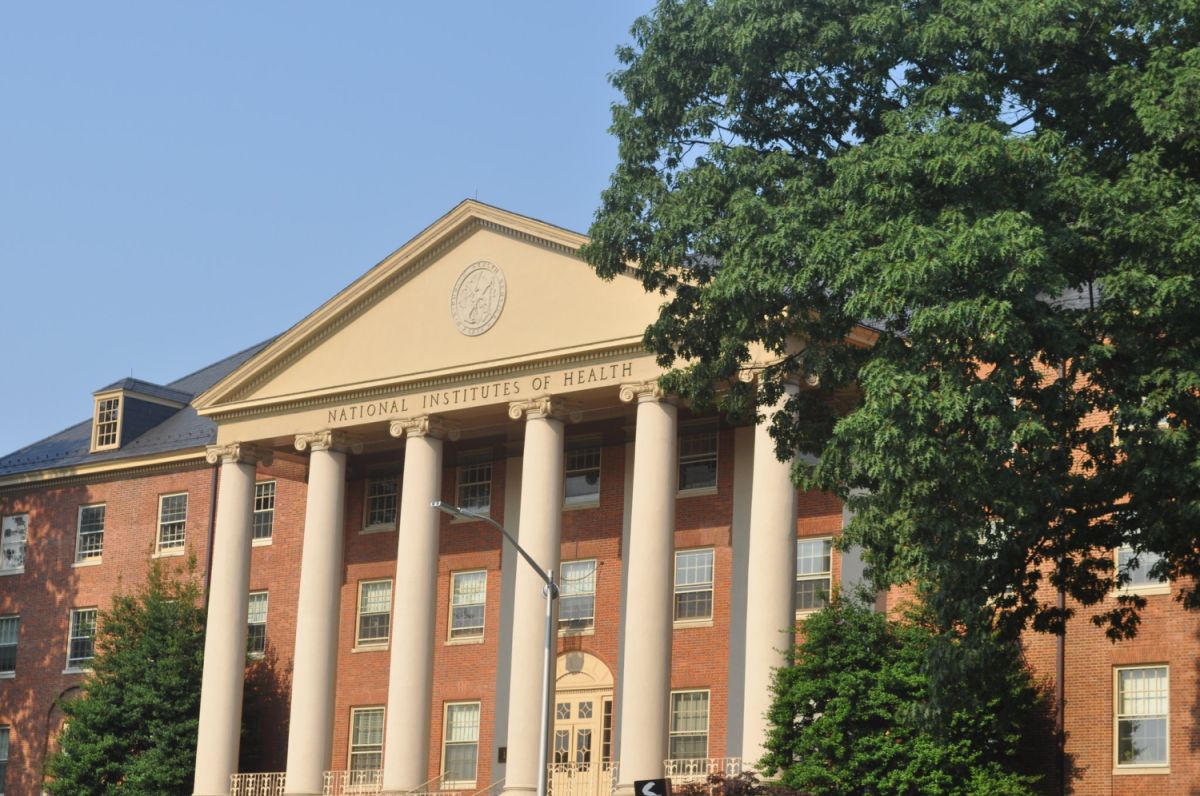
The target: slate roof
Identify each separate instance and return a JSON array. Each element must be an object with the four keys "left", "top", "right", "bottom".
[{"left": 0, "top": 338, "right": 274, "bottom": 477}]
